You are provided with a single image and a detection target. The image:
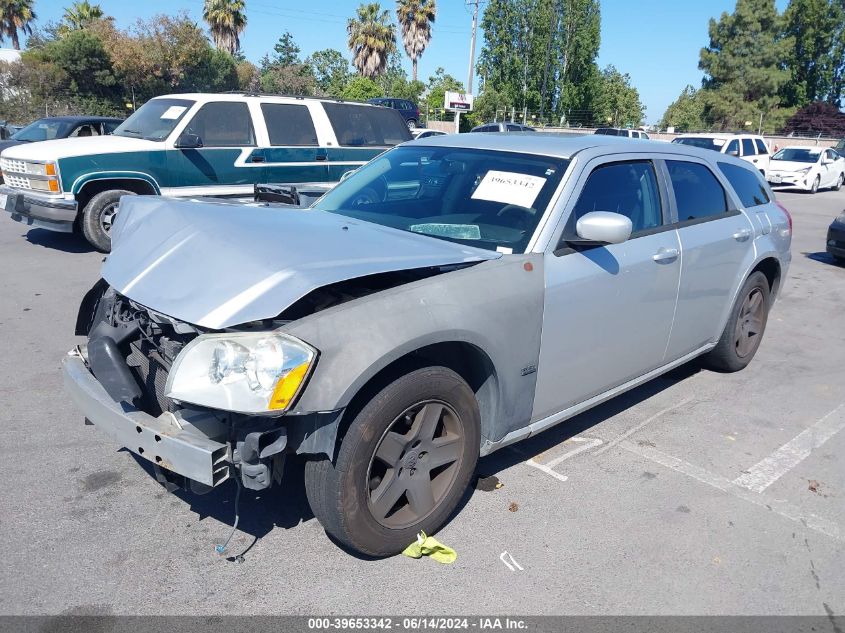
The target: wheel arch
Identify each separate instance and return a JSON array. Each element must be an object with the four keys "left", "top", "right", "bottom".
[
  {"left": 333, "top": 338, "right": 500, "bottom": 449},
  {"left": 74, "top": 174, "right": 160, "bottom": 212}
]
